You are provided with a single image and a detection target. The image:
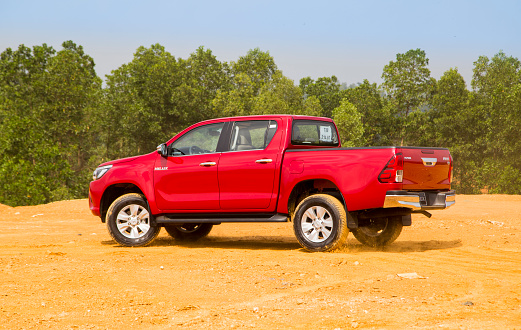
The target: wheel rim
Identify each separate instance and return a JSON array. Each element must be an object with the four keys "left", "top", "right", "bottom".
[
  {"left": 116, "top": 204, "right": 151, "bottom": 239},
  {"left": 359, "top": 218, "right": 388, "bottom": 237},
  {"left": 176, "top": 224, "right": 201, "bottom": 233},
  {"left": 300, "top": 206, "right": 334, "bottom": 243}
]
